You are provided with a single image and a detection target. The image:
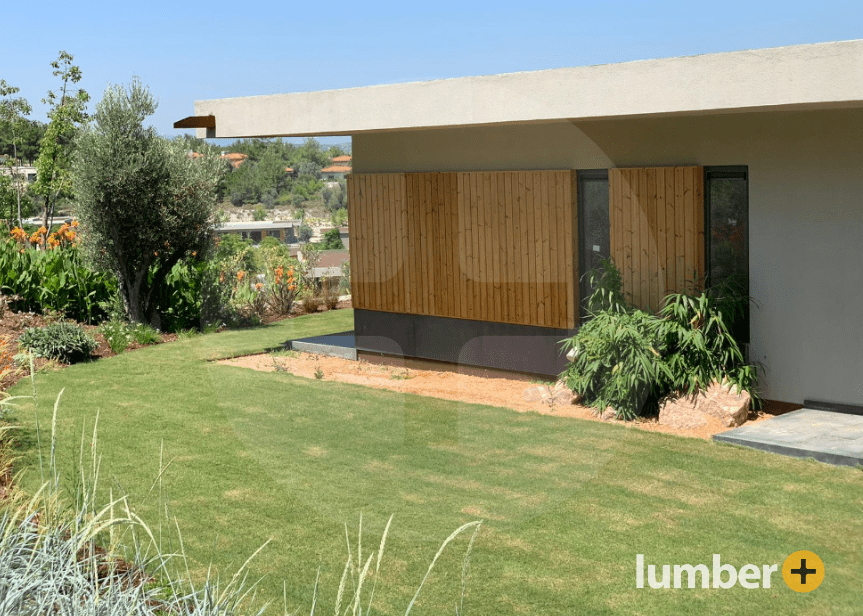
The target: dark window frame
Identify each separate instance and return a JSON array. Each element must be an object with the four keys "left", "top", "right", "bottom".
[
  {"left": 704, "top": 165, "right": 749, "bottom": 343},
  {"left": 577, "top": 169, "right": 610, "bottom": 320}
]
